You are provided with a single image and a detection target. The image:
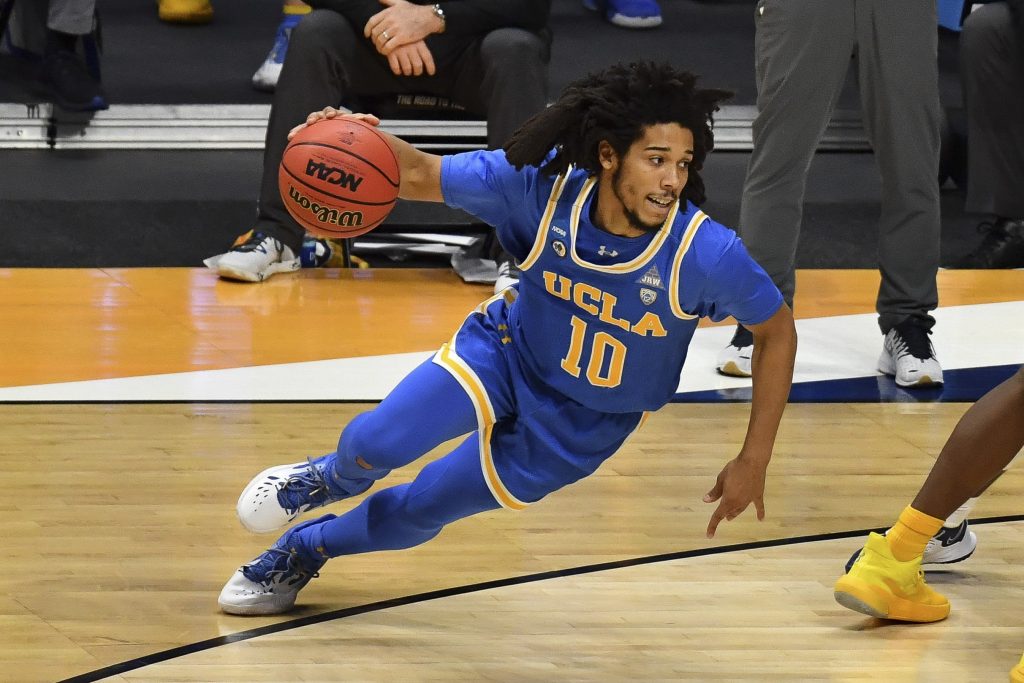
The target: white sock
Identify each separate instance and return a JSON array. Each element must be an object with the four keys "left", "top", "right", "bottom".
[{"left": 943, "top": 498, "right": 977, "bottom": 528}]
